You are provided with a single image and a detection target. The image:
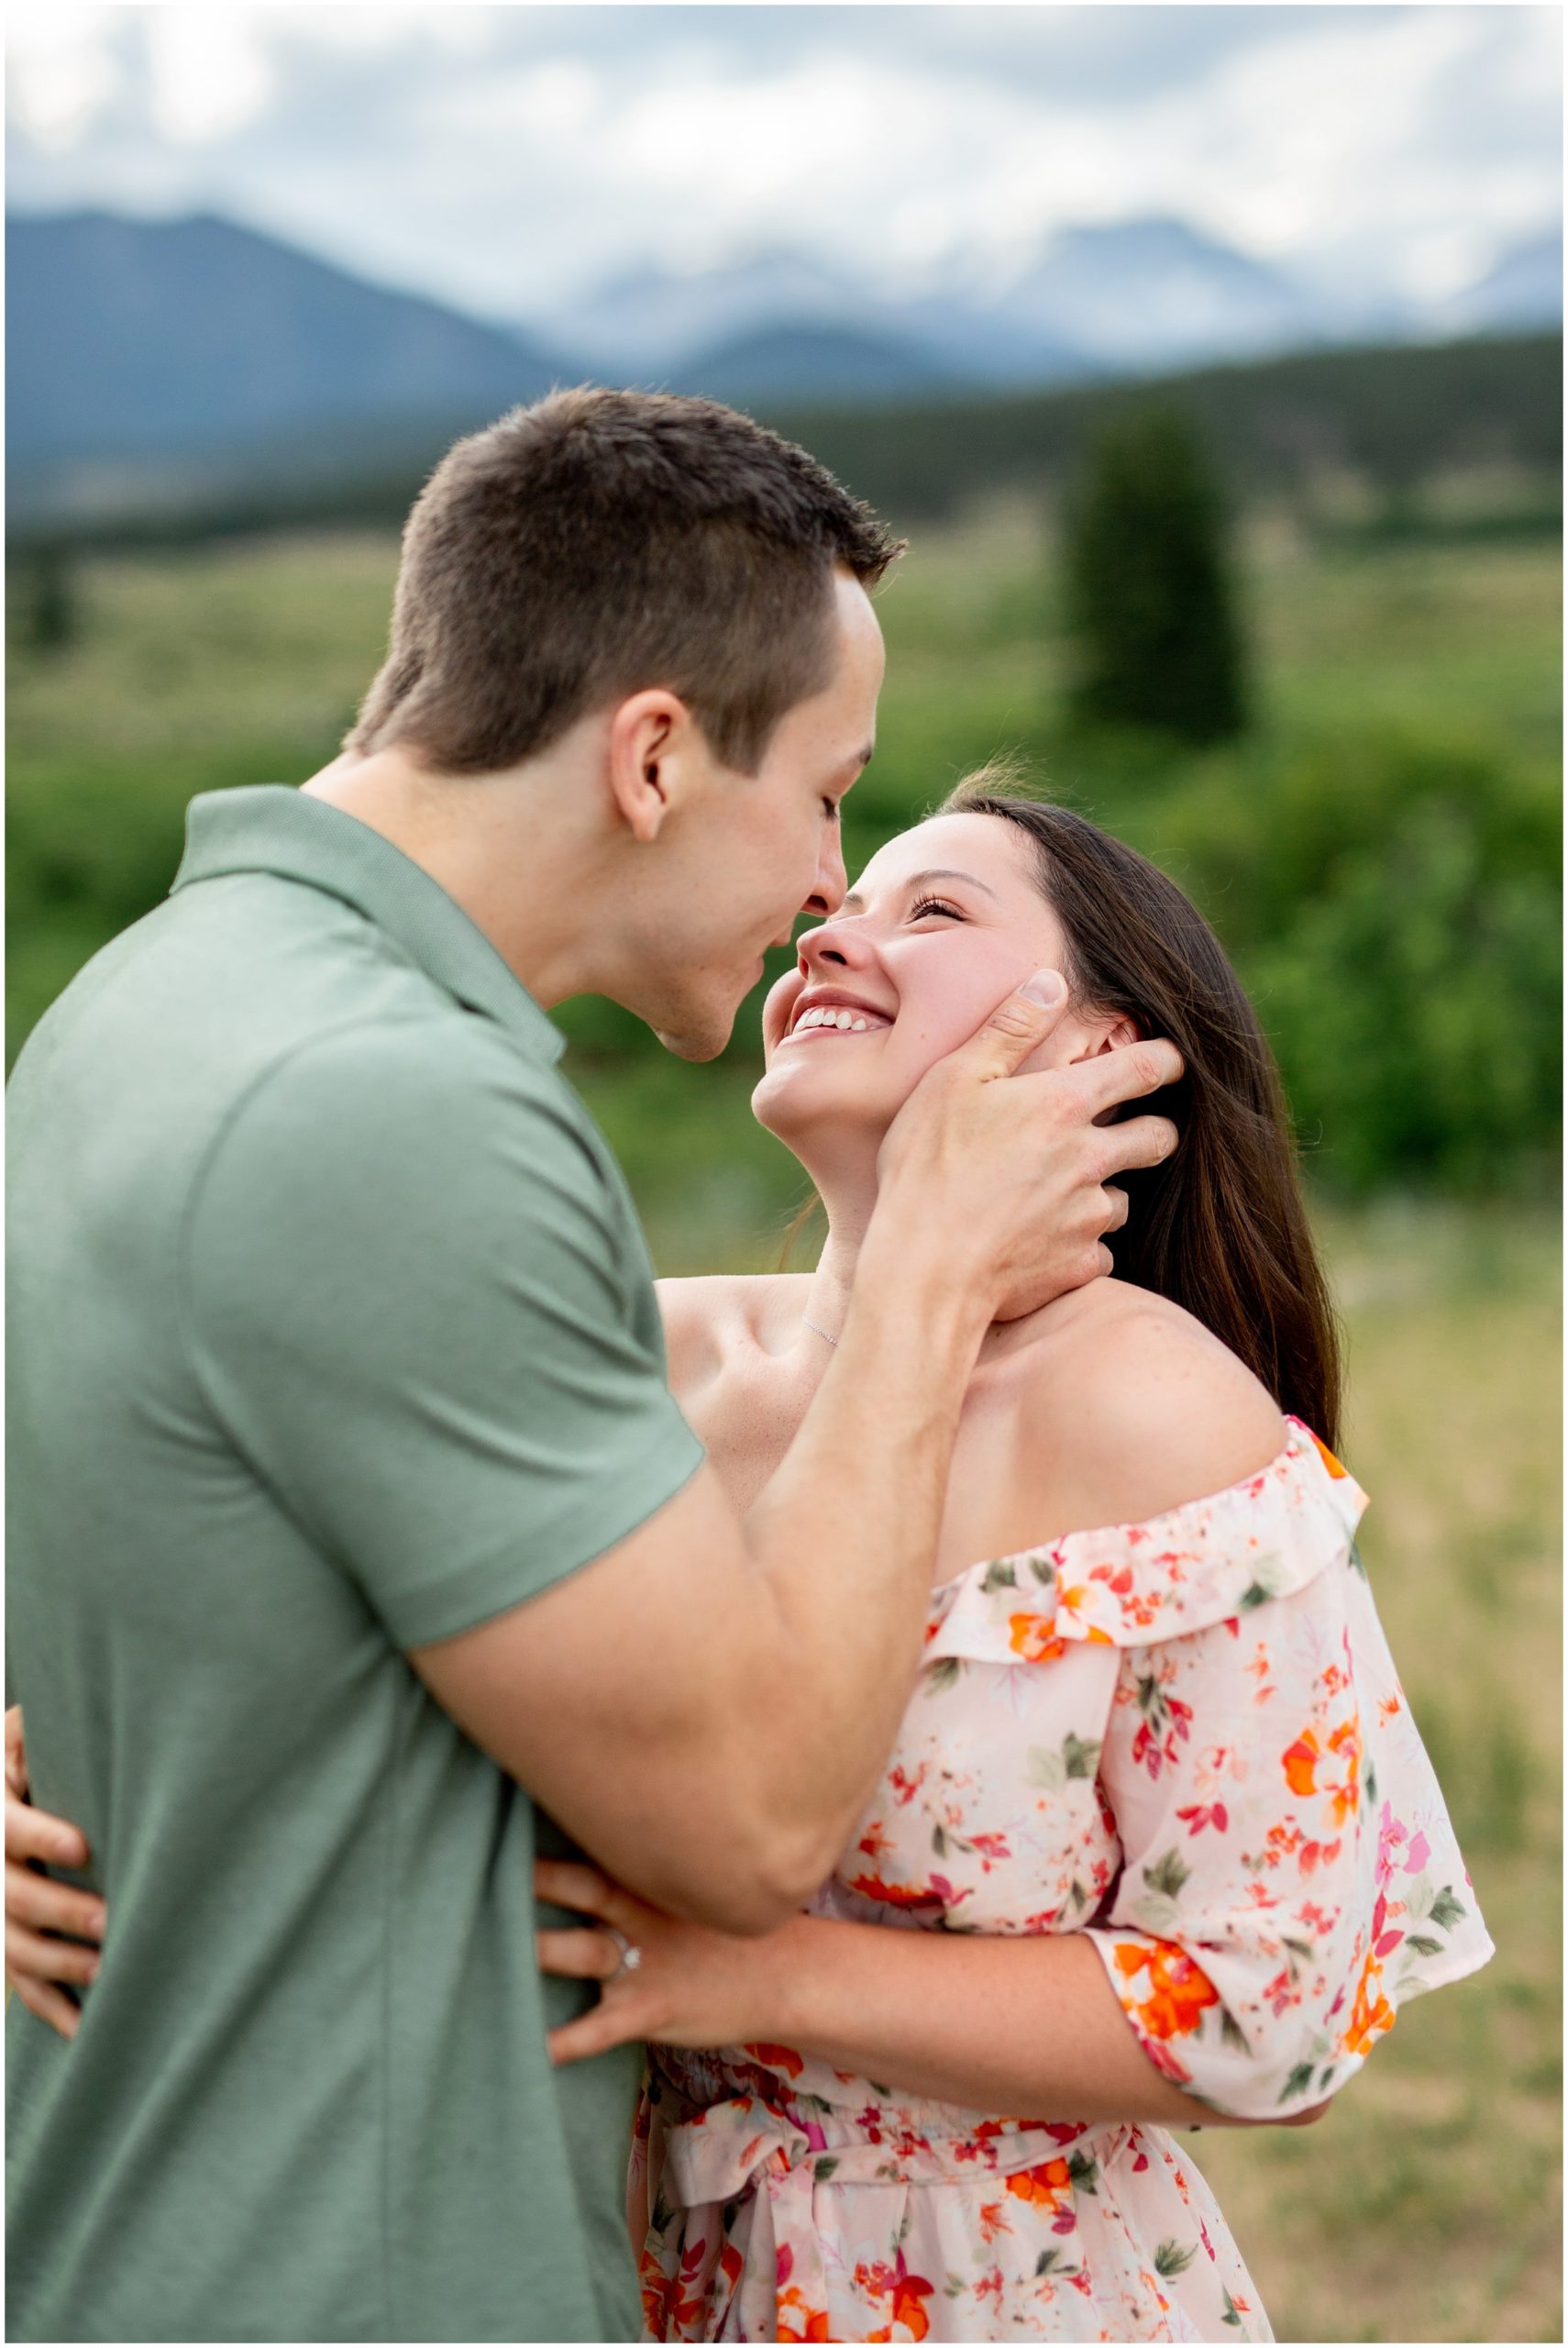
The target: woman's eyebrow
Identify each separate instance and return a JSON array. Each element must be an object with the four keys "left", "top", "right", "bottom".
[{"left": 840, "top": 868, "right": 1001, "bottom": 914}]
